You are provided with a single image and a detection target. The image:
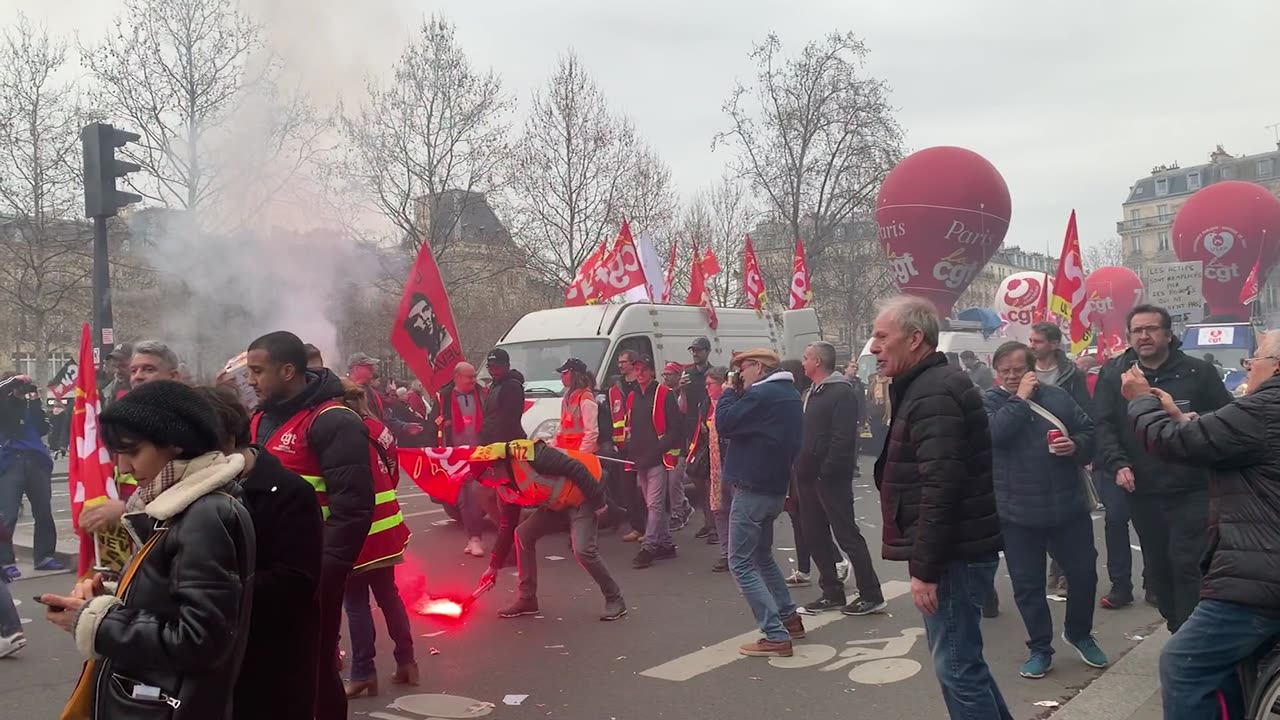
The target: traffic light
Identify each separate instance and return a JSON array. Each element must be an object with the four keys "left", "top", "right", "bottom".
[{"left": 81, "top": 122, "right": 144, "bottom": 218}]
